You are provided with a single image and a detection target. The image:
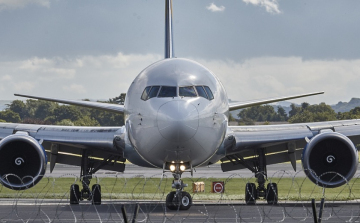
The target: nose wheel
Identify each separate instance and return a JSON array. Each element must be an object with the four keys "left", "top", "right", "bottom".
[
  {"left": 166, "top": 191, "right": 192, "bottom": 210},
  {"left": 165, "top": 172, "right": 192, "bottom": 210}
]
